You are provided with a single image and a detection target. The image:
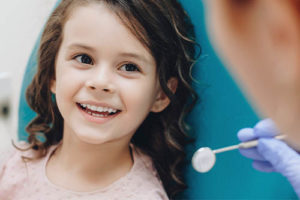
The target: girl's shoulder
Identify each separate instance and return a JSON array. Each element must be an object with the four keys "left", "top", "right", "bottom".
[
  {"left": 0, "top": 141, "right": 36, "bottom": 175},
  {"left": 0, "top": 141, "right": 47, "bottom": 199},
  {"left": 0, "top": 141, "right": 28, "bottom": 163},
  {"left": 125, "top": 146, "right": 169, "bottom": 200},
  {"left": 0, "top": 142, "right": 17, "bottom": 169}
]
